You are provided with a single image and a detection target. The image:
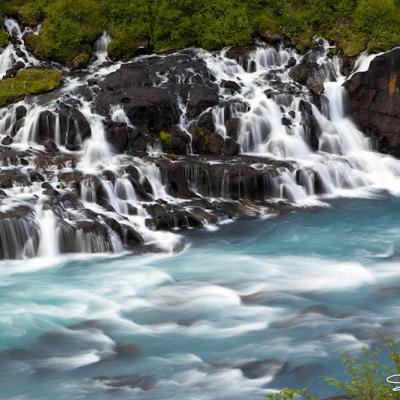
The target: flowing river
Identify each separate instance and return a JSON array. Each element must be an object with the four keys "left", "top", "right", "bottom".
[
  {"left": 1, "top": 194, "right": 400, "bottom": 399},
  {"left": 1, "top": 17, "right": 400, "bottom": 400}
]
